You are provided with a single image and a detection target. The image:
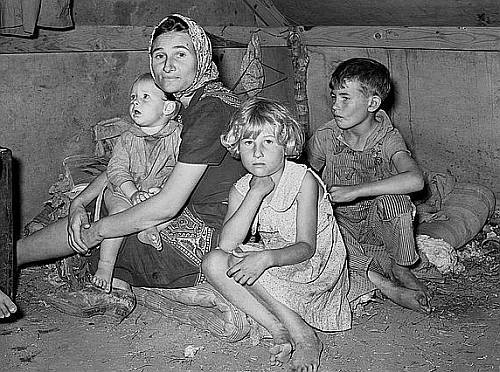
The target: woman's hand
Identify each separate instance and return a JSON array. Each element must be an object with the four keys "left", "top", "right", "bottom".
[
  {"left": 80, "top": 222, "right": 104, "bottom": 250},
  {"left": 249, "top": 175, "right": 275, "bottom": 198},
  {"left": 67, "top": 201, "right": 91, "bottom": 255},
  {"left": 226, "top": 248, "right": 273, "bottom": 286}
]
